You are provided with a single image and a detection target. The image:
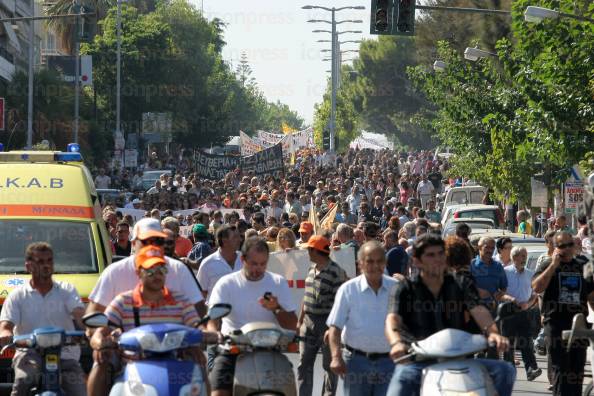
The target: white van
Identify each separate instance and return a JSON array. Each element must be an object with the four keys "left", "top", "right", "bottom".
[{"left": 443, "top": 186, "right": 488, "bottom": 208}]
